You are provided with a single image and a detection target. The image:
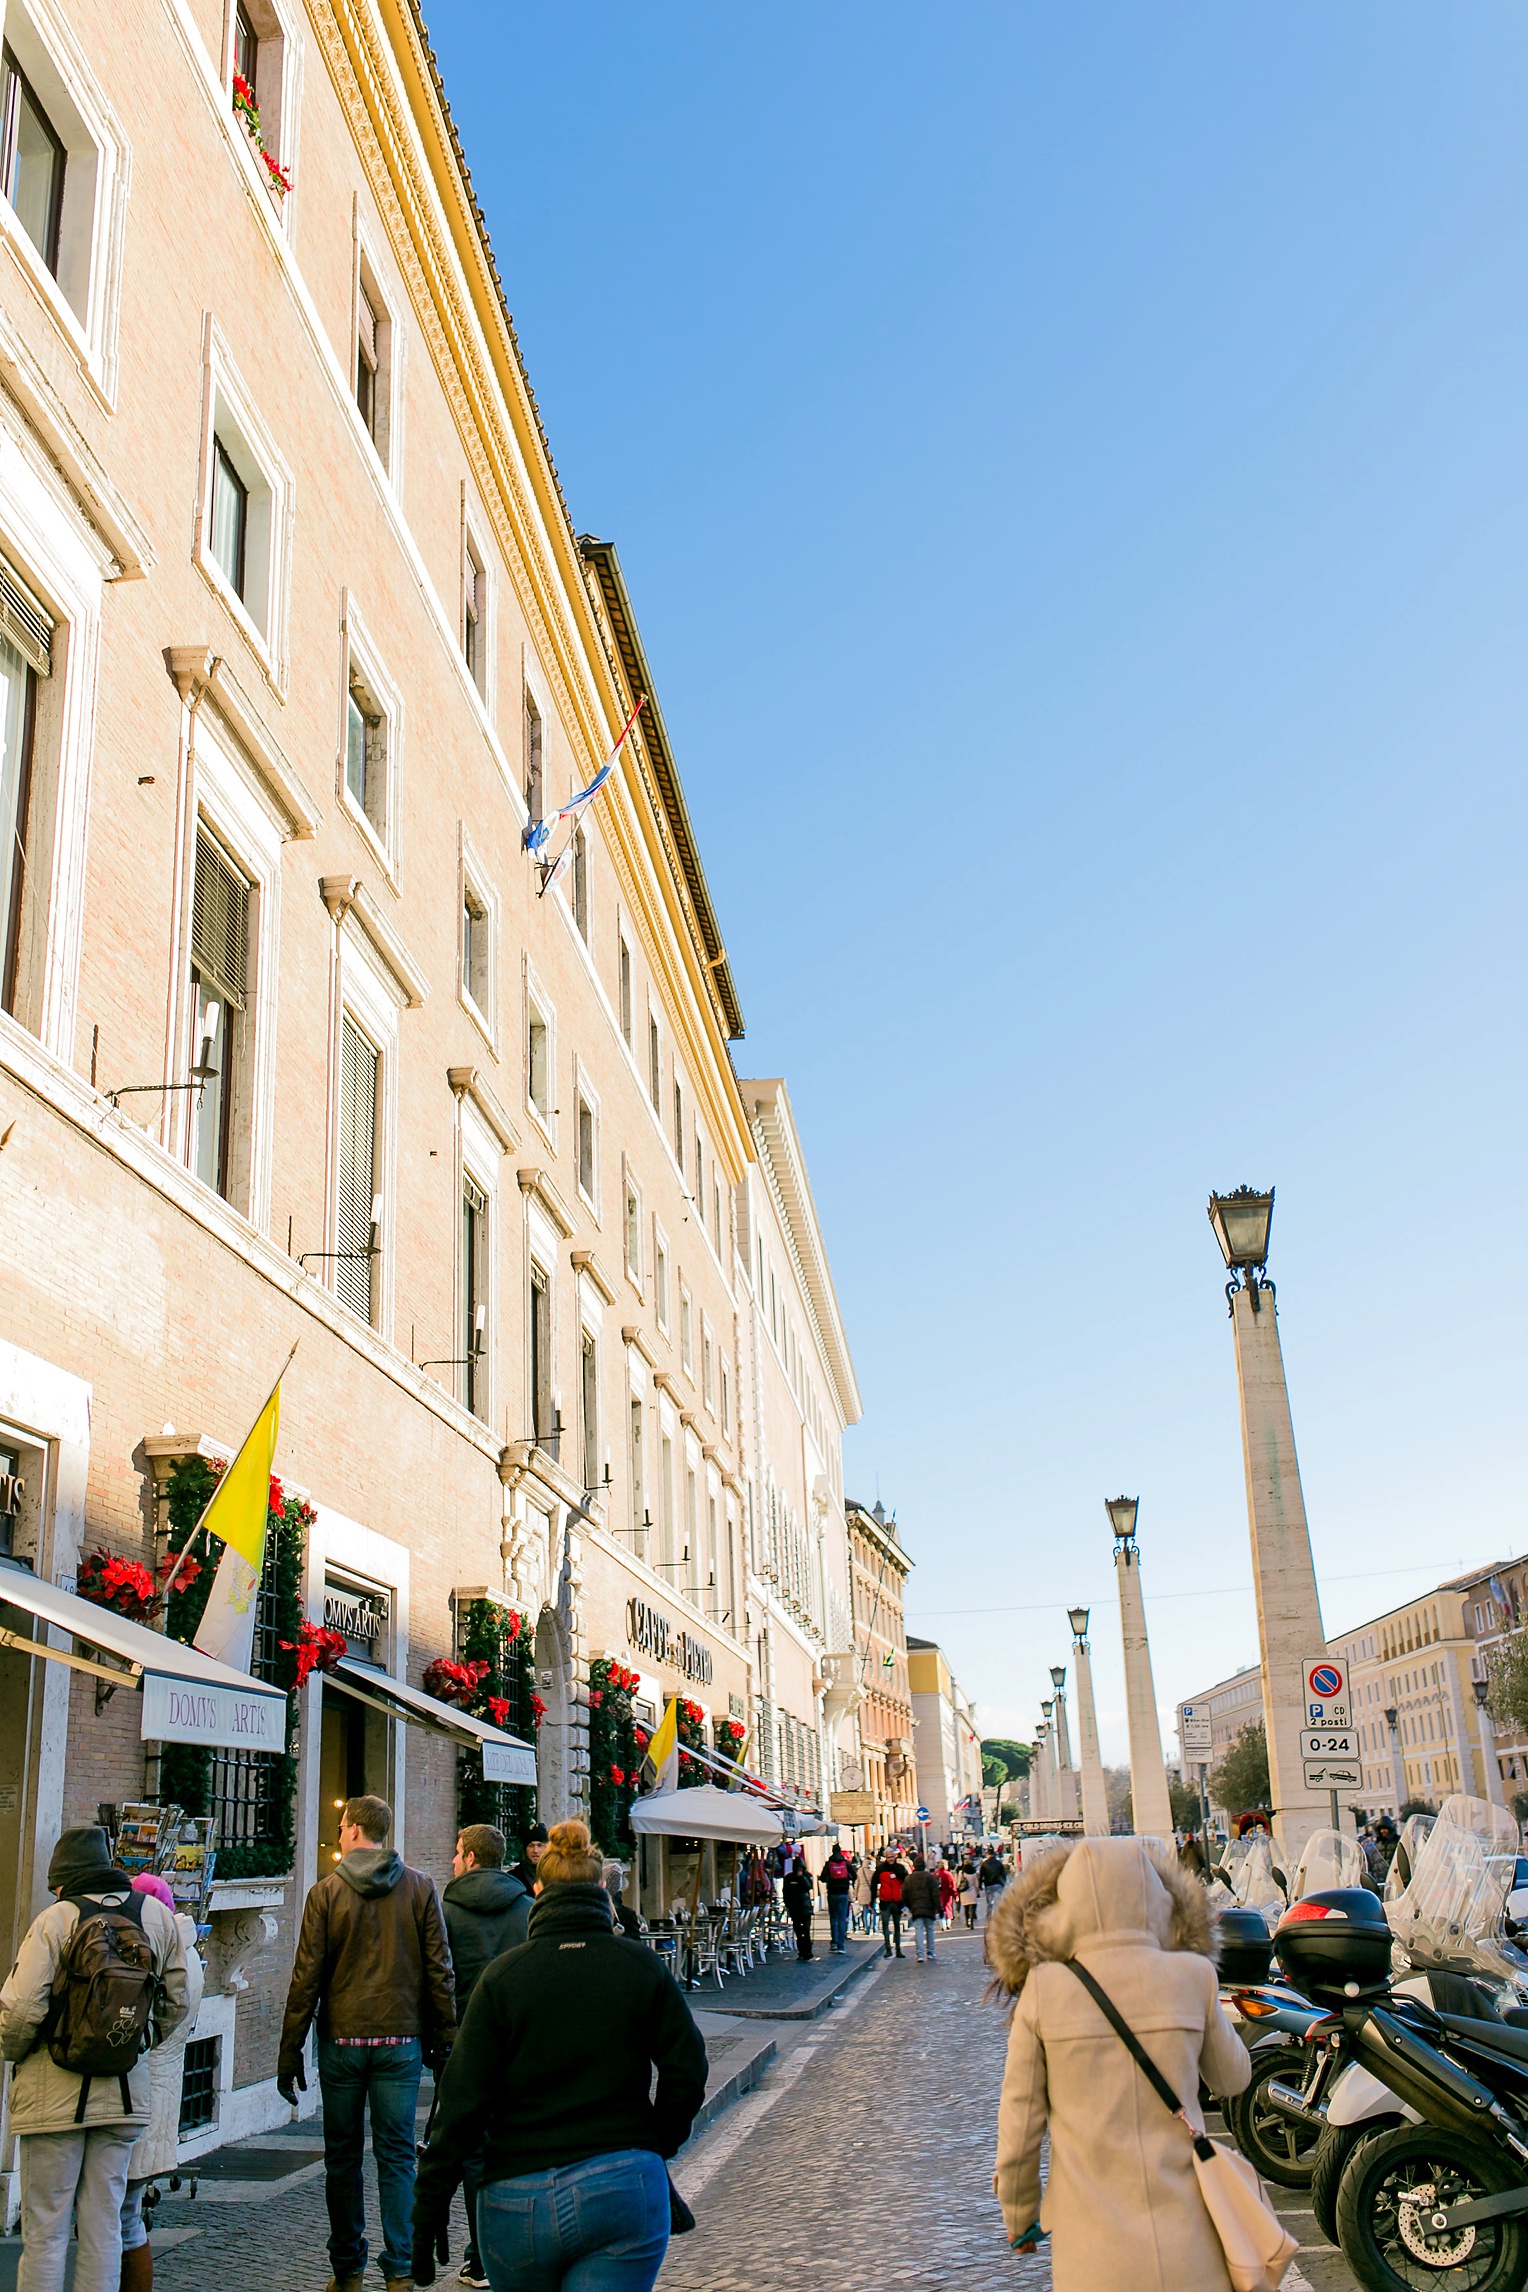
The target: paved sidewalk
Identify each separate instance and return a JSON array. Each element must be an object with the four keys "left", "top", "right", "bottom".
[{"left": 683, "top": 1932, "right": 881, "bottom": 2018}]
